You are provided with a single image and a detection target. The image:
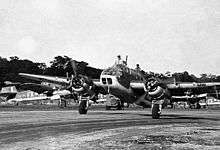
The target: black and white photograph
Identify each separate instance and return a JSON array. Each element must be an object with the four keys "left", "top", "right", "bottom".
[{"left": 0, "top": 0, "right": 219, "bottom": 149}]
